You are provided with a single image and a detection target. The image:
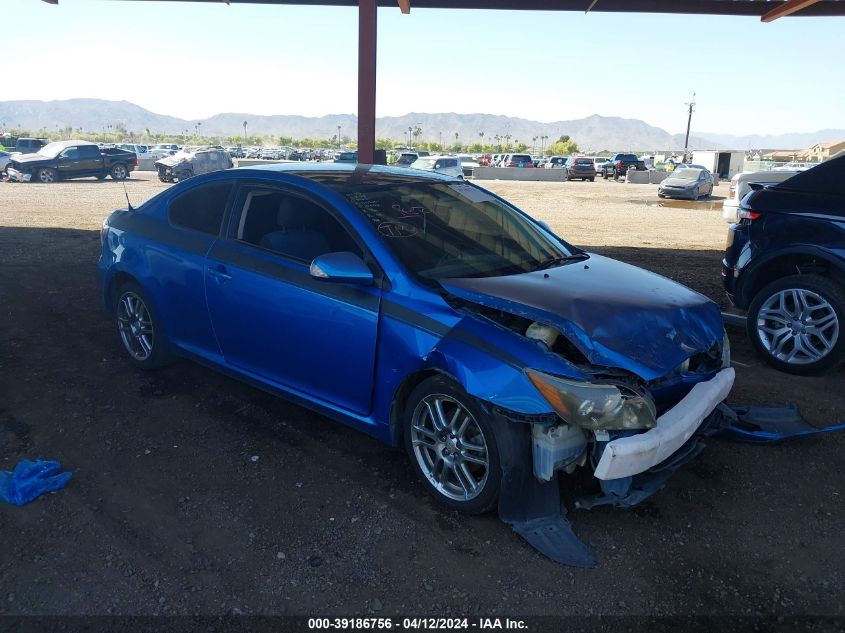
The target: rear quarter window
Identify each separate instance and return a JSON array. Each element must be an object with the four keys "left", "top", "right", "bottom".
[{"left": 168, "top": 182, "right": 234, "bottom": 235}]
